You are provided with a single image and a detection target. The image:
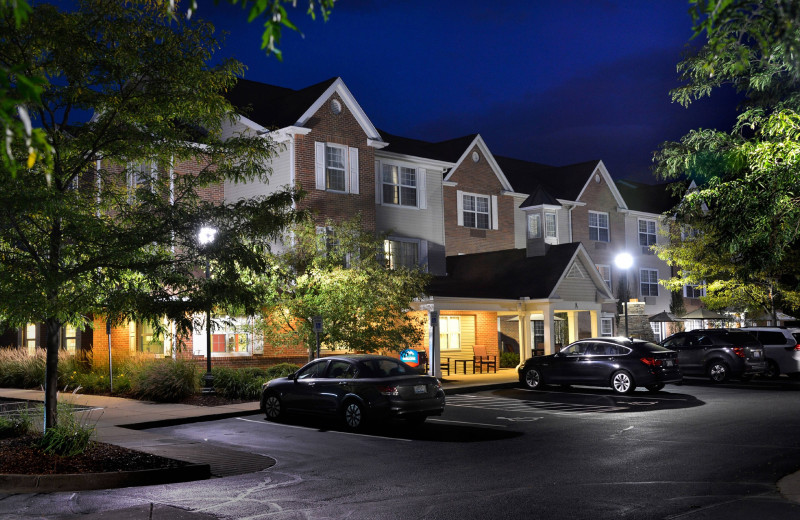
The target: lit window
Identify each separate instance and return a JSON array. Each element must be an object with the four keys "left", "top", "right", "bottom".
[
  {"left": 601, "top": 318, "right": 613, "bottom": 337},
  {"left": 63, "top": 324, "right": 77, "bottom": 354},
  {"left": 384, "top": 239, "right": 419, "bottom": 270},
  {"left": 640, "top": 268, "right": 659, "bottom": 297},
  {"left": 589, "top": 211, "right": 609, "bottom": 242},
  {"left": 439, "top": 316, "right": 461, "bottom": 350},
  {"left": 325, "top": 145, "right": 347, "bottom": 192},
  {"left": 463, "top": 194, "right": 490, "bottom": 229},
  {"left": 382, "top": 164, "right": 417, "bottom": 207}
]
